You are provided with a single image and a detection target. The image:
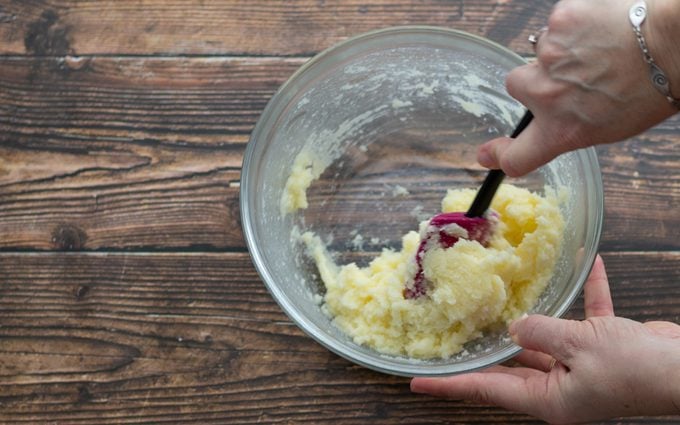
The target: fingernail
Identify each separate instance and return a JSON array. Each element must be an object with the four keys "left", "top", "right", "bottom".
[
  {"left": 508, "top": 314, "right": 528, "bottom": 343},
  {"left": 410, "top": 378, "right": 427, "bottom": 394},
  {"left": 477, "top": 145, "right": 495, "bottom": 168}
]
